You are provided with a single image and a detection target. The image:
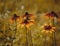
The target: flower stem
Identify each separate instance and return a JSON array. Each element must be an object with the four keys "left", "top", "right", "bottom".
[
  {"left": 26, "top": 27, "right": 33, "bottom": 46},
  {"left": 52, "top": 19, "right": 56, "bottom": 46}
]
